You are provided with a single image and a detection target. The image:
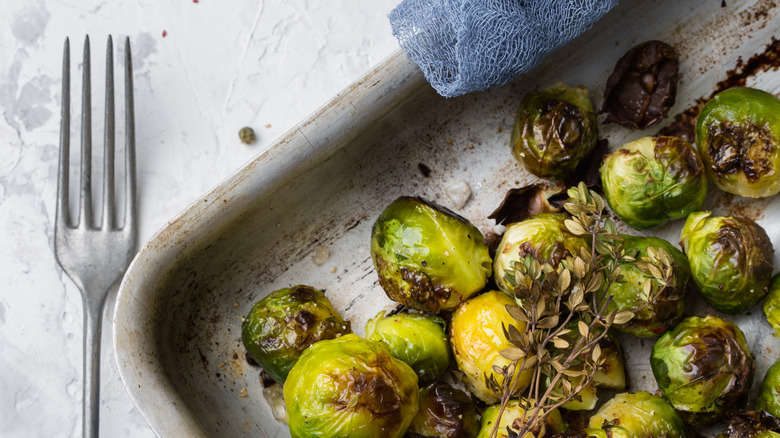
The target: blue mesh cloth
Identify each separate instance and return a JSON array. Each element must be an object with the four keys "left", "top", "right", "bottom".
[{"left": 388, "top": 0, "right": 617, "bottom": 97}]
